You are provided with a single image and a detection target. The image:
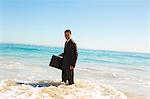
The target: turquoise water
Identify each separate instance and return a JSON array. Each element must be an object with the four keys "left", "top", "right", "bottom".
[
  {"left": 0, "top": 43, "right": 150, "bottom": 81},
  {"left": 0, "top": 43, "right": 149, "bottom": 67},
  {"left": 0, "top": 43, "right": 150, "bottom": 98}
]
